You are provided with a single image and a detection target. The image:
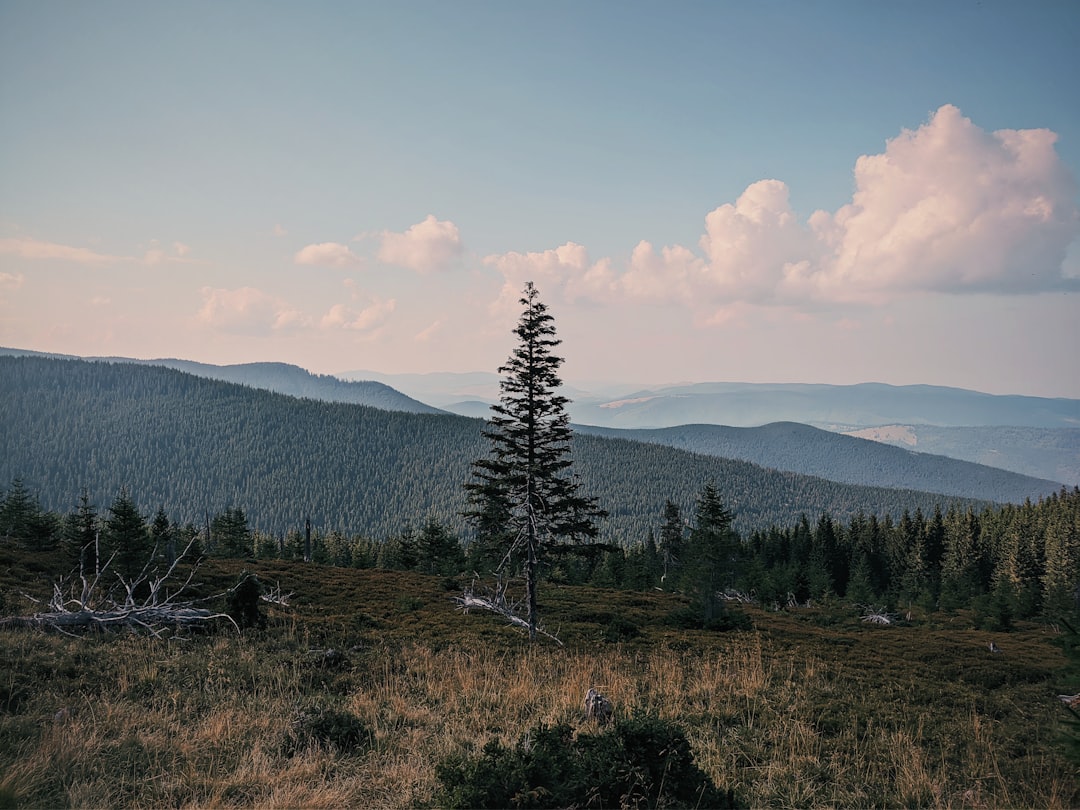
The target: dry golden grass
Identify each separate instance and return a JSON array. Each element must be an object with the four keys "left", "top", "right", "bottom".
[{"left": 0, "top": 559, "right": 1076, "bottom": 808}]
